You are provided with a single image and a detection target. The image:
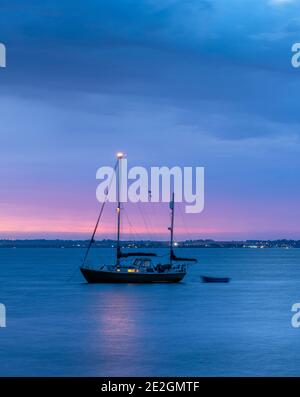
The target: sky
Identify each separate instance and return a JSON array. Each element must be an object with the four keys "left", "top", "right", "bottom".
[{"left": 0, "top": 0, "right": 300, "bottom": 240}]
